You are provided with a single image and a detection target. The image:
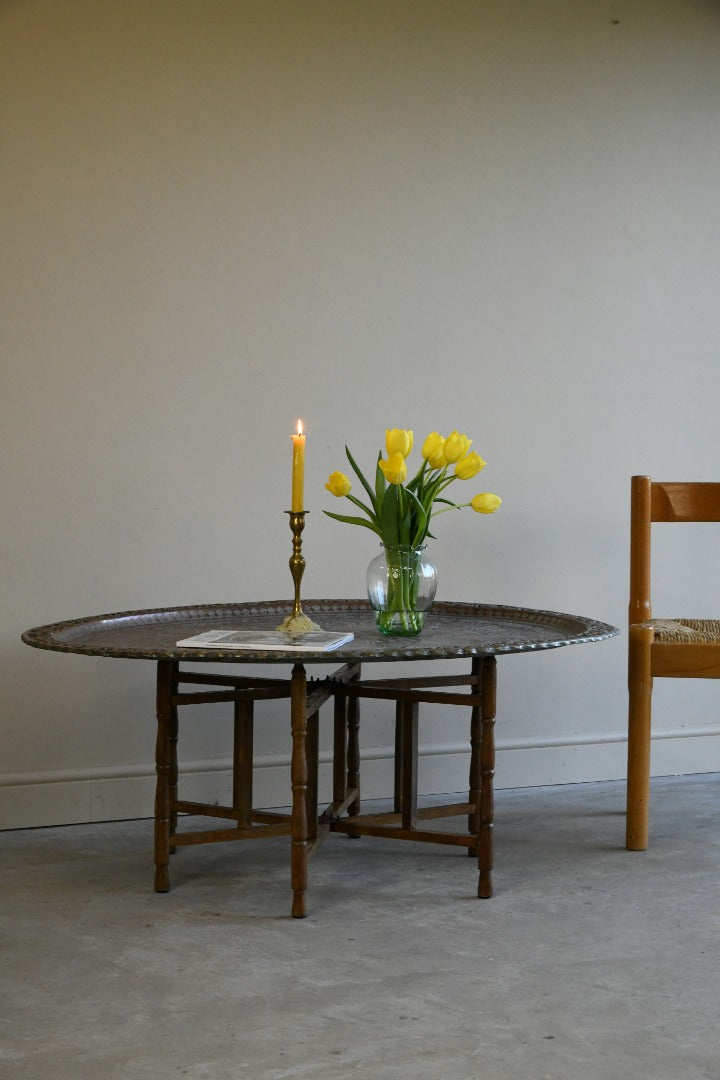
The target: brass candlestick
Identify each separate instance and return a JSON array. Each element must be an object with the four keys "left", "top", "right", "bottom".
[{"left": 276, "top": 511, "right": 322, "bottom": 635}]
